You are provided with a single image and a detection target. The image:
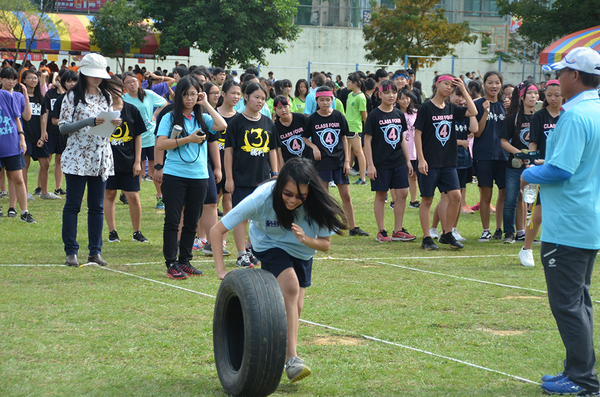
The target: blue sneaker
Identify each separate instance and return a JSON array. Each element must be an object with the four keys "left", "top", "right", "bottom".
[
  {"left": 542, "top": 372, "right": 565, "bottom": 383},
  {"left": 541, "top": 377, "right": 592, "bottom": 395},
  {"left": 156, "top": 197, "right": 165, "bottom": 210}
]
